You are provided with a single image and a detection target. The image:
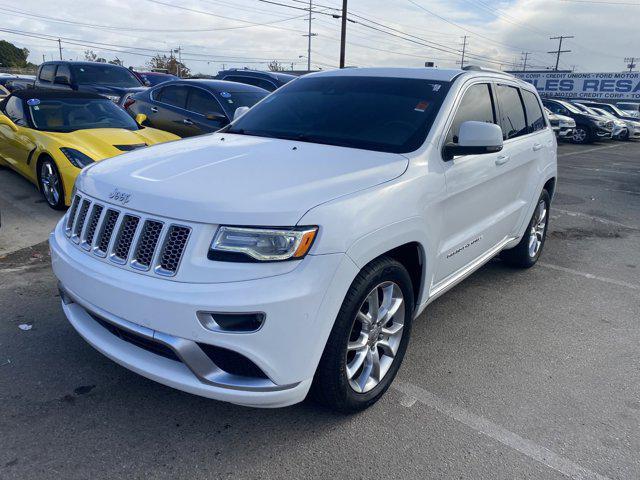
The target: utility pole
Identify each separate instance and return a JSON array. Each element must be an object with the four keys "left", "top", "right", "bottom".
[
  {"left": 303, "top": 0, "right": 317, "bottom": 72},
  {"left": 521, "top": 52, "right": 531, "bottom": 72},
  {"left": 339, "top": 0, "right": 348, "bottom": 68},
  {"left": 625, "top": 57, "right": 637, "bottom": 72},
  {"left": 58, "top": 39, "right": 62, "bottom": 60},
  {"left": 42, "top": 54, "right": 46, "bottom": 63},
  {"left": 177, "top": 47, "right": 182, "bottom": 77},
  {"left": 459, "top": 35, "right": 468, "bottom": 69},
  {"left": 548, "top": 35, "right": 573, "bottom": 71}
]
